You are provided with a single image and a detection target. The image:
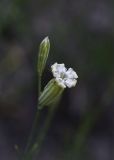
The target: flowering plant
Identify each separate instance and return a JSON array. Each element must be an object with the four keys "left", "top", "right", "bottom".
[{"left": 21, "top": 37, "right": 78, "bottom": 160}]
